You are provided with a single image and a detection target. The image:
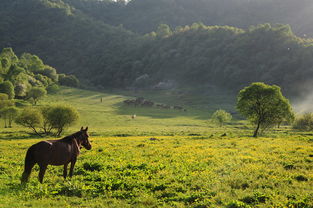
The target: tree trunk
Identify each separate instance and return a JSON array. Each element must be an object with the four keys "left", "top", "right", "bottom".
[
  {"left": 253, "top": 121, "right": 261, "bottom": 137},
  {"left": 30, "top": 126, "right": 43, "bottom": 137}
]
